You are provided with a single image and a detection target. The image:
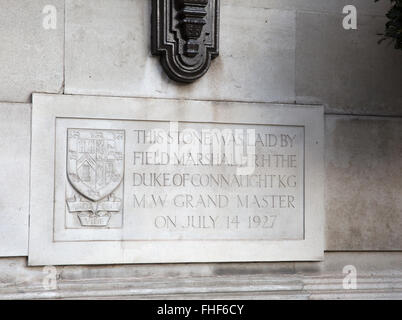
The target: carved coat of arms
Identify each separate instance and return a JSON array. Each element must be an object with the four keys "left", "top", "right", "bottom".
[{"left": 66, "top": 129, "right": 125, "bottom": 227}]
